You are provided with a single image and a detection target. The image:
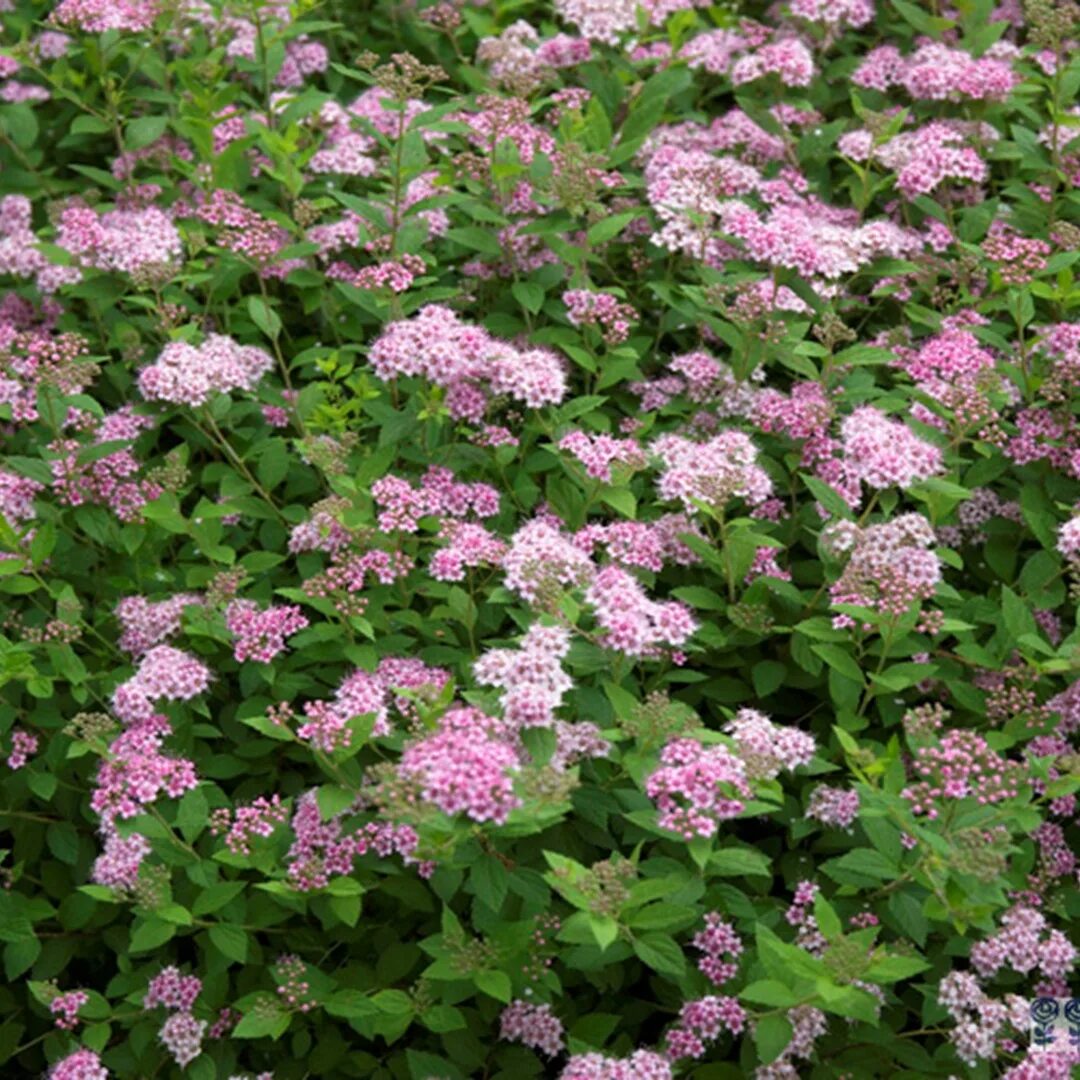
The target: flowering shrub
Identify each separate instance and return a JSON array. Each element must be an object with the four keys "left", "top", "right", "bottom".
[{"left": 0, "top": 0, "right": 1079, "bottom": 1077}]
